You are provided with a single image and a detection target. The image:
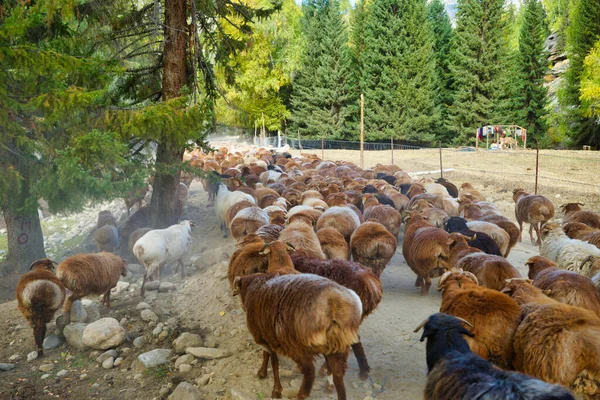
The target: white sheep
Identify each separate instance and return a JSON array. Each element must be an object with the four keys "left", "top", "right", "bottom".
[
  {"left": 541, "top": 224, "right": 600, "bottom": 278},
  {"left": 466, "top": 220, "right": 511, "bottom": 257},
  {"left": 133, "top": 220, "right": 195, "bottom": 296},
  {"left": 215, "top": 183, "right": 256, "bottom": 238}
]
